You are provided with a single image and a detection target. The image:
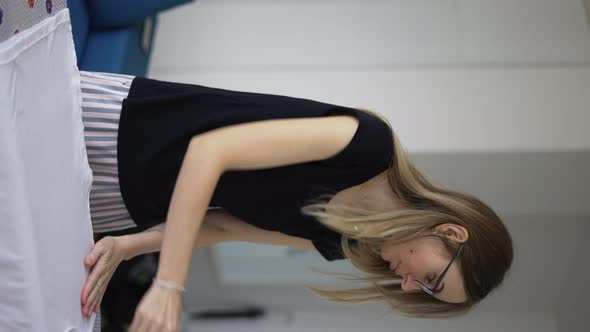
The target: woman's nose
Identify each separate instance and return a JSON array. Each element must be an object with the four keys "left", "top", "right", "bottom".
[{"left": 400, "top": 274, "right": 421, "bottom": 292}]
